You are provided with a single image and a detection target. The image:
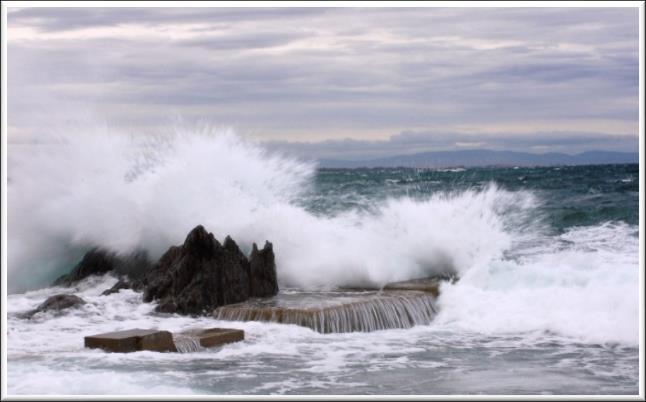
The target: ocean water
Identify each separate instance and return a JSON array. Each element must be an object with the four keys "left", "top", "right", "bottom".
[{"left": 5, "top": 130, "right": 641, "bottom": 395}]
